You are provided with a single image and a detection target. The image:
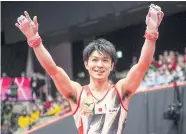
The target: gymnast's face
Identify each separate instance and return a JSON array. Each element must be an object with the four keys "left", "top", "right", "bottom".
[{"left": 84, "top": 50, "right": 114, "bottom": 80}]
